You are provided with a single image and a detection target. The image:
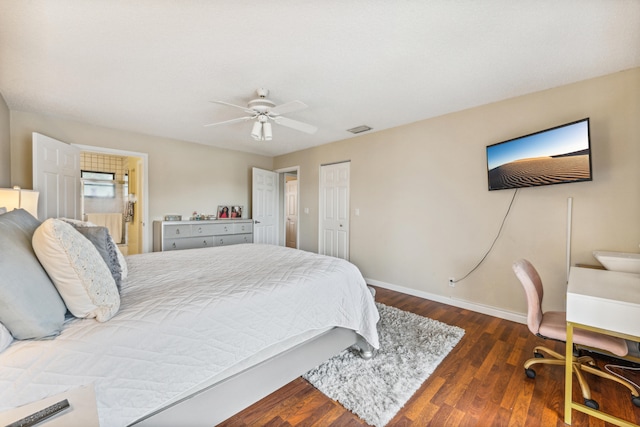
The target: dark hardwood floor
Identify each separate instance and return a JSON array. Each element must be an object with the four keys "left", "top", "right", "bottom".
[{"left": 219, "top": 286, "right": 640, "bottom": 426}]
